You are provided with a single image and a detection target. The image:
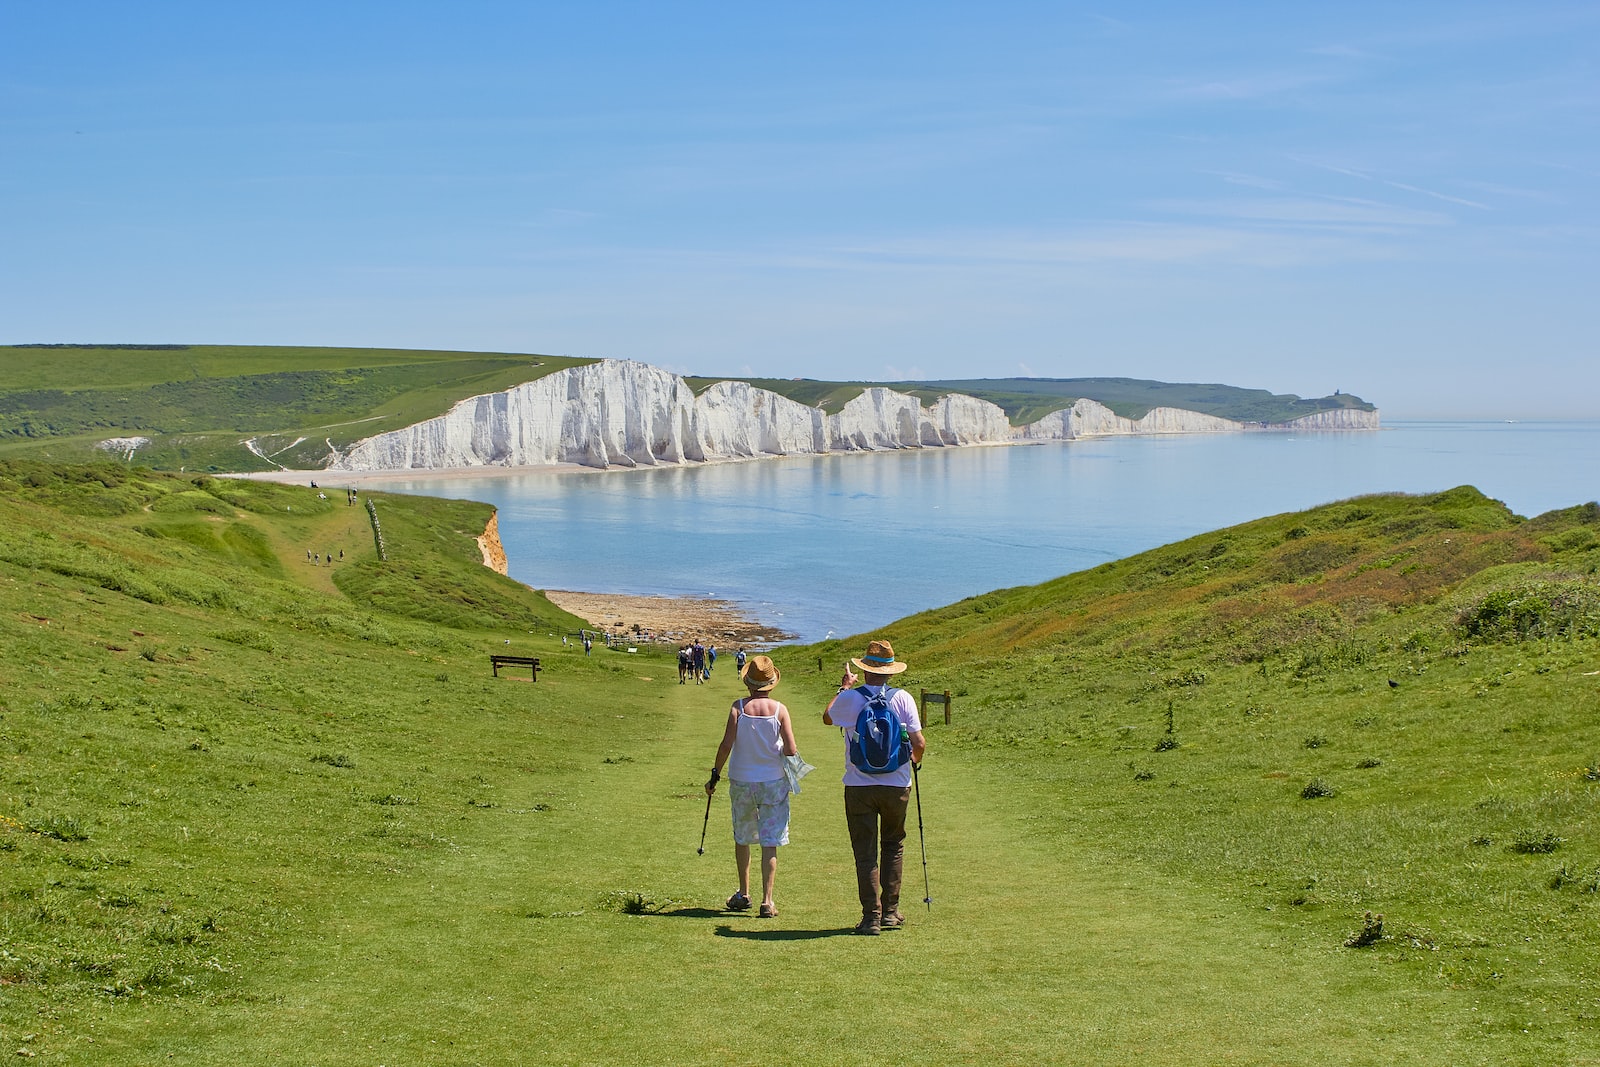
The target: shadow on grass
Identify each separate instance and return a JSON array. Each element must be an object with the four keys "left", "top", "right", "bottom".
[
  {"left": 712, "top": 925, "right": 856, "bottom": 941},
  {"left": 652, "top": 907, "right": 727, "bottom": 919},
  {"left": 652, "top": 907, "right": 856, "bottom": 939}
]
